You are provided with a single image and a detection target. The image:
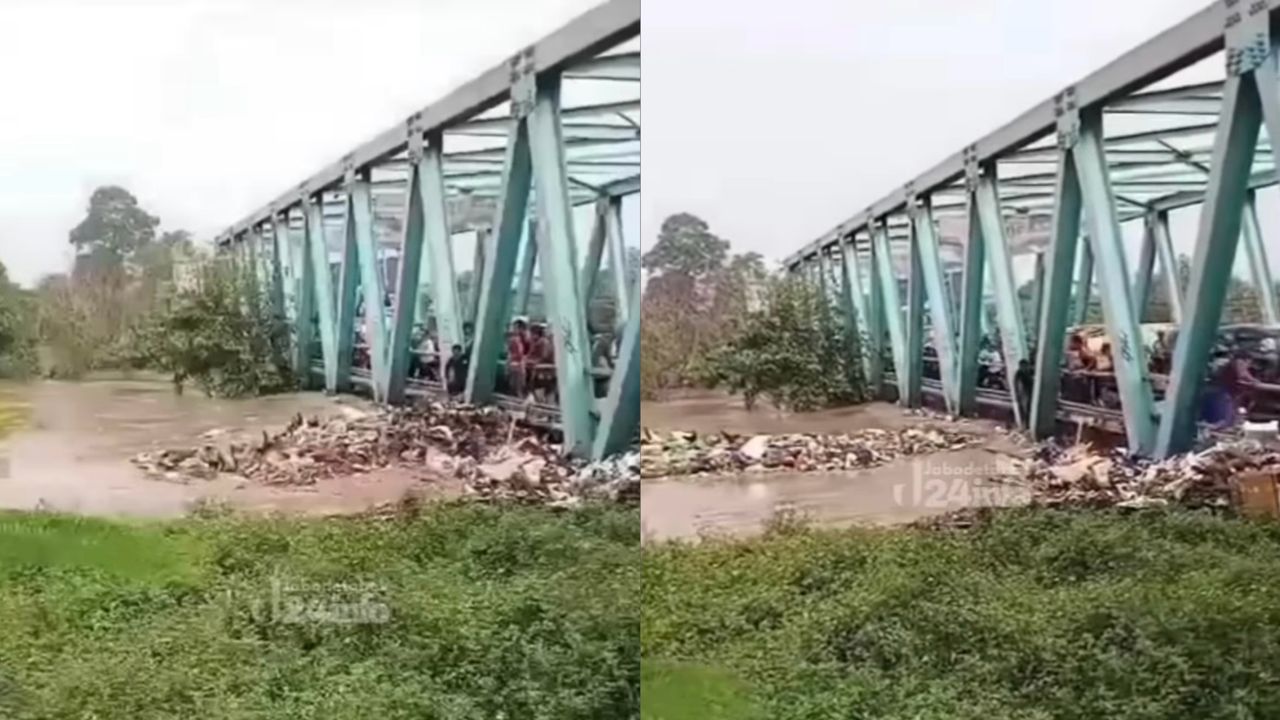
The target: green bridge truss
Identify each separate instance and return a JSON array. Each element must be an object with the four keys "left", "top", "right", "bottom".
[
  {"left": 784, "top": 0, "right": 1280, "bottom": 458},
  {"left": 215, "top": 0, "right": 640, "bottom": 460}
]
